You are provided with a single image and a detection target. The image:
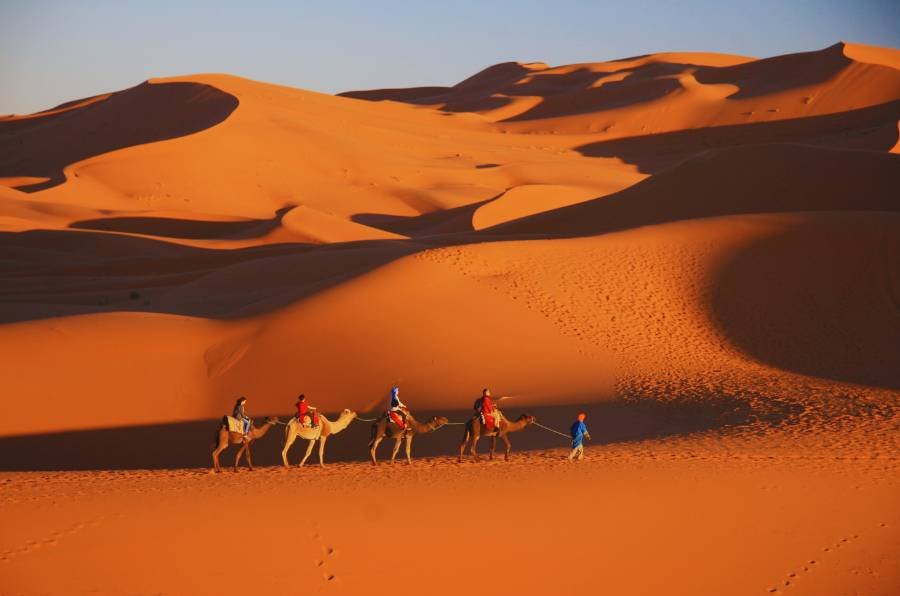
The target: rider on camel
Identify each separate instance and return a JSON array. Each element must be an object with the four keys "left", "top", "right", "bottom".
[
  {"left": 388, "top": 386, "right": 408, "bottom": 430},
  {"left": 233, "top": 396, "right": 251, "bottom": 437},
  {"left": 295, "top": 393, "right": 319, "bottom": 428},
  {"left": 473, "top": 388, "right": 498, "bottom": 433}
]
